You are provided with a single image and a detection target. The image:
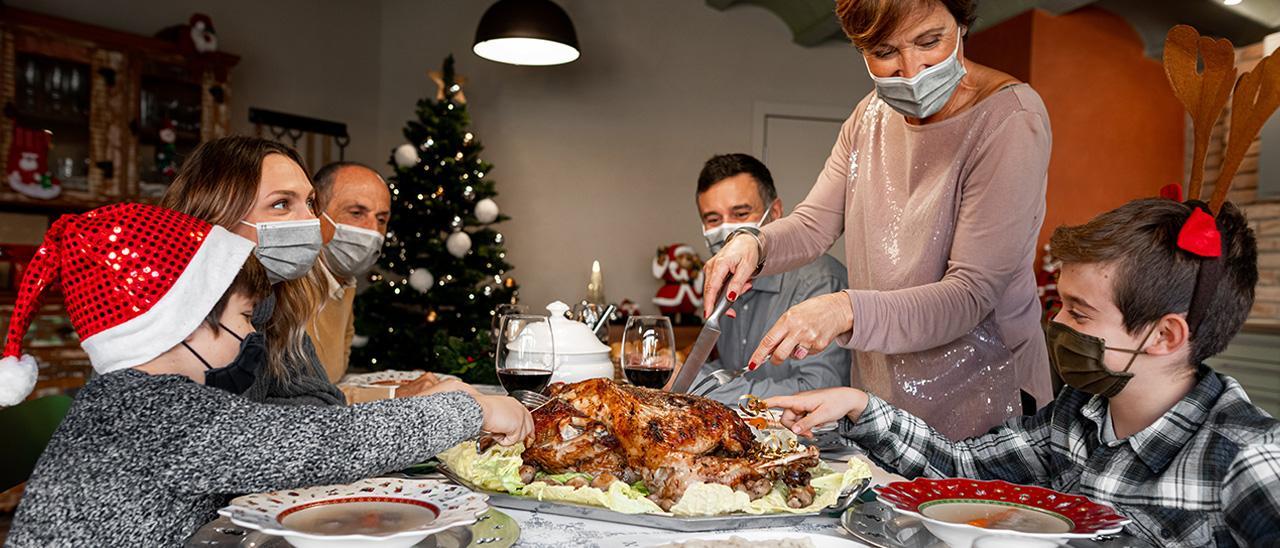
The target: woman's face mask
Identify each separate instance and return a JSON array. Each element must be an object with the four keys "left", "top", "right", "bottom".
[
  {"left": 865, "top": 26, "right": 967, "bottom": 119},
  {"left": 184, "top": 322, "right": 264, "bottom": 395},
  {"left": 321, "top": 212, "right": 385, "bottom": 278},
  {"left": 1045, "top": 321, "right": 1156, "bottom": 398},
  {"left": 239, "top": 218, "right": 322, "bottom": 284}
]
